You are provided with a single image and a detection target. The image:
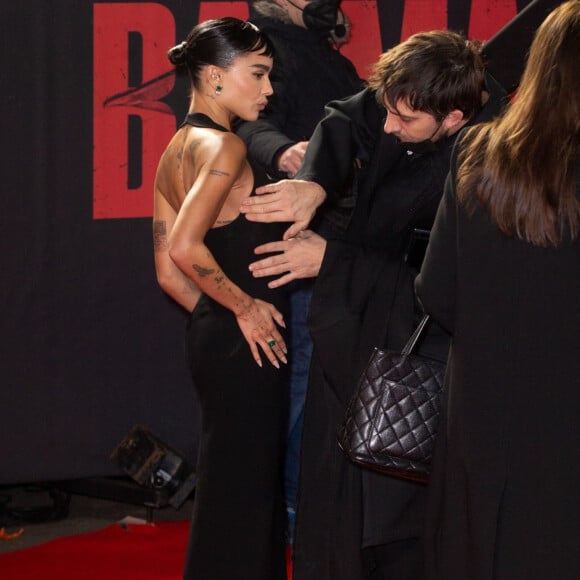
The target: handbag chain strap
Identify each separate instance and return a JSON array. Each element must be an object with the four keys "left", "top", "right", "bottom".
[{"left": 401, "top": 314, "right": 431, "bottom": 356}]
